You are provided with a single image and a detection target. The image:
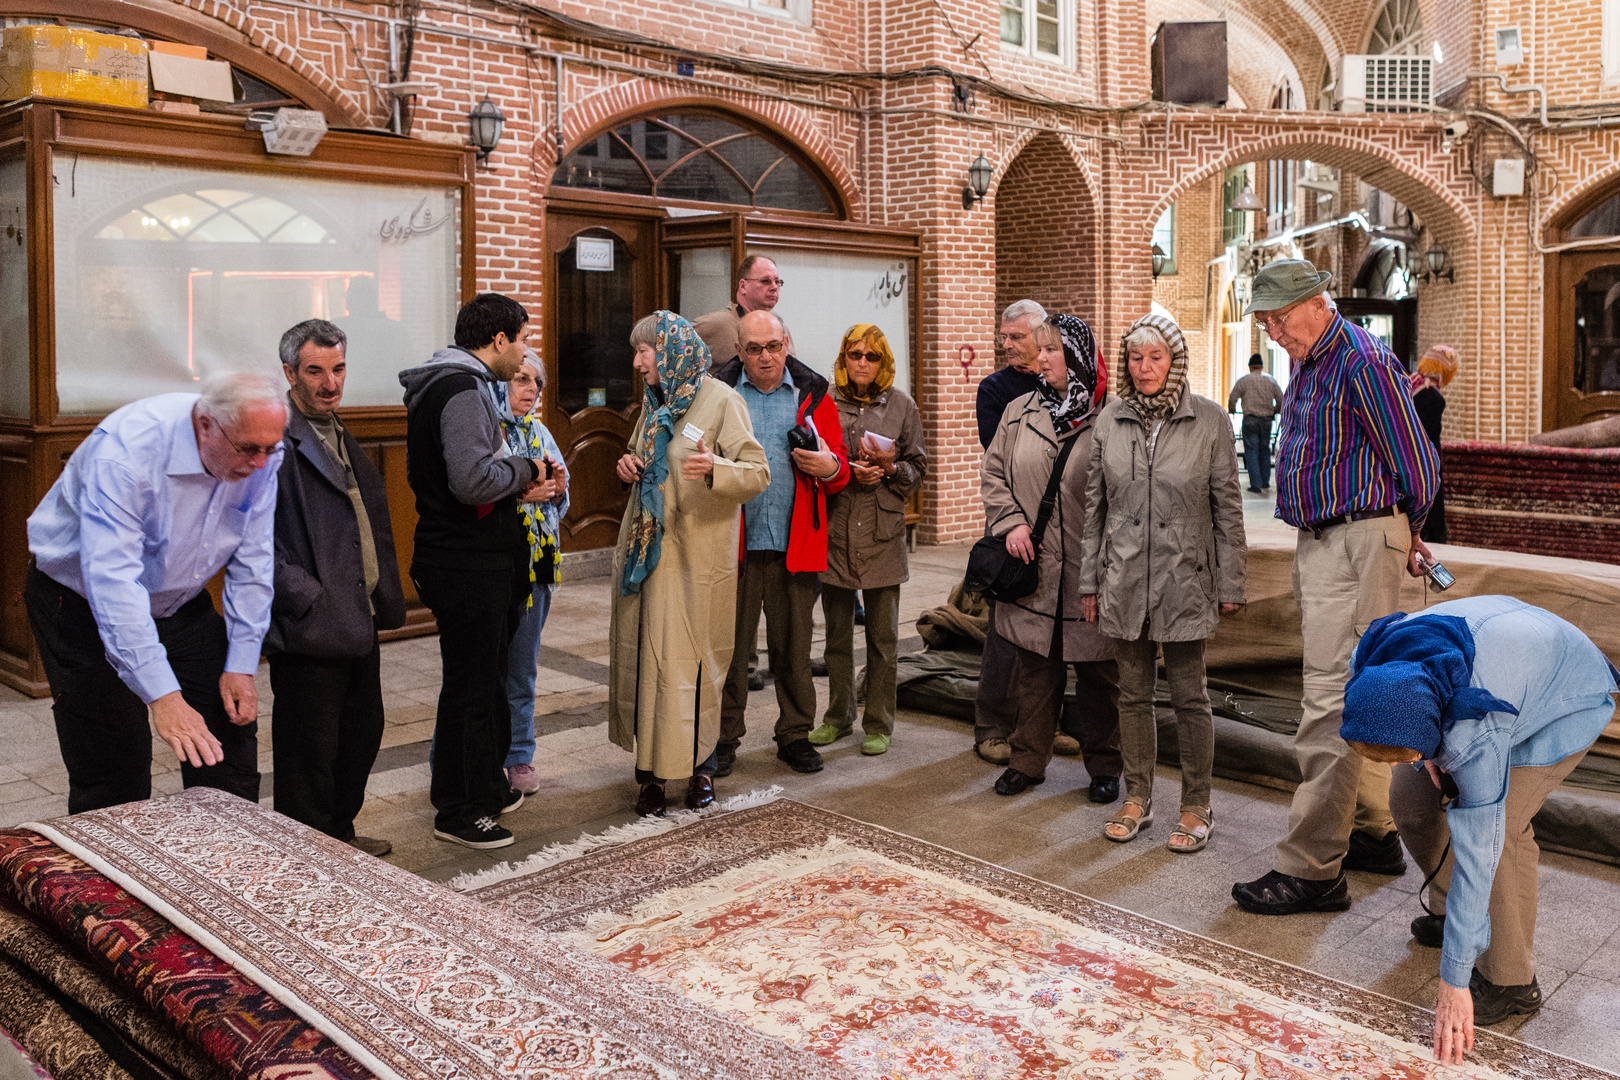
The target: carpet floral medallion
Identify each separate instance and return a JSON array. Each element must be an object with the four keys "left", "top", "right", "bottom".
[{"left": 466, "top": 800, "right": 1615, "bottom": 1080}]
